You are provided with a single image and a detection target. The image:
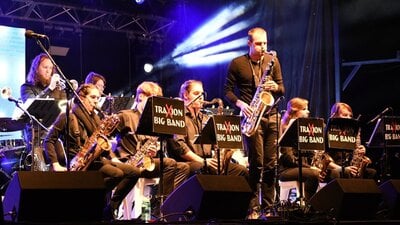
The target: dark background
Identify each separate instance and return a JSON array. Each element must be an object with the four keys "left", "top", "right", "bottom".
[{"left": 1, "top": 0, "right": 399, "bottom": 151}]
